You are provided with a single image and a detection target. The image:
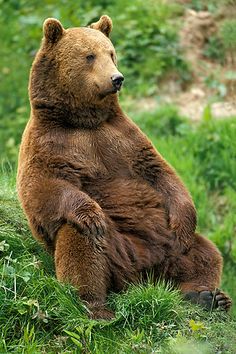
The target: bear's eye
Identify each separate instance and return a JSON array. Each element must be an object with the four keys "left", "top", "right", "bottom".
[
  {"left": 86, "top": 54, "right": 95, "bottom": 63},
  {"left": 111, "top": 52, "right": 117, "bottom": 65}
]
